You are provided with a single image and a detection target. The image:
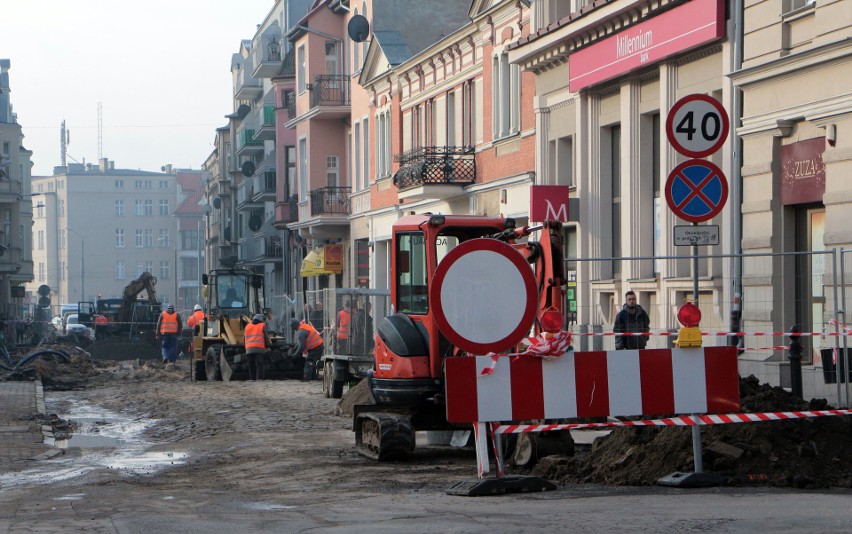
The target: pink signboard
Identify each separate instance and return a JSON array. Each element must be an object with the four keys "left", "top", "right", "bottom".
[
  {"left": 530, "top": 185, "right": 570, "bottom": 222},
  {"left": 780, "top": 138, "right": 826, "bottom": 206},
  {"left": 569, "top": 0, "right": 725, "bottom": 92}
]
